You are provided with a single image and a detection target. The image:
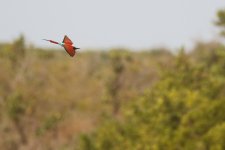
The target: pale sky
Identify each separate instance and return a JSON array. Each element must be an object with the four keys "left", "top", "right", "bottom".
[{"left": 0, "top": 0, "right": 225, "bottom": 50}]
